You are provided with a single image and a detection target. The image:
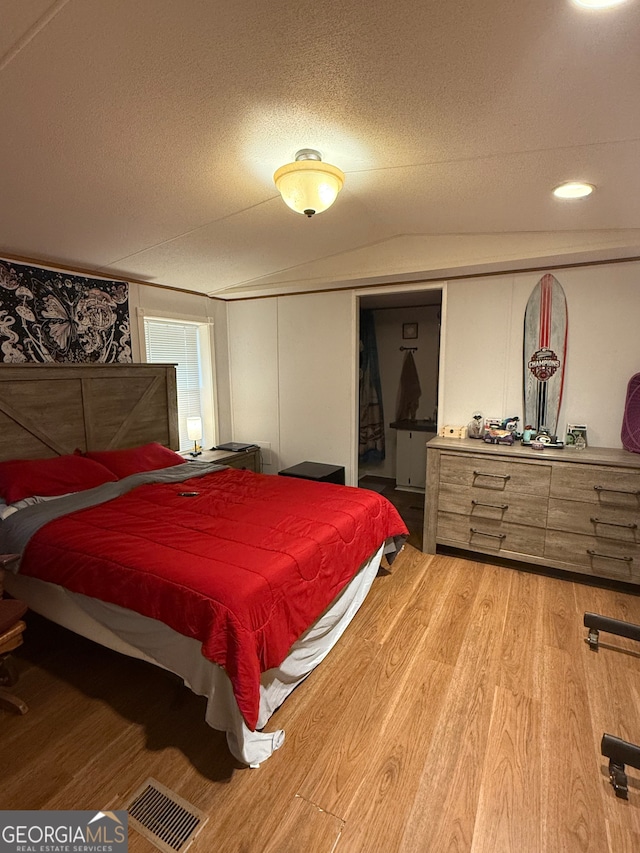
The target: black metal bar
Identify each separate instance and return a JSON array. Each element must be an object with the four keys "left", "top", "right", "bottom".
[
  {"left": 470, "top": 528, "right": 506, "bottom": 540},
  {"left": 602, "top": 734, "right": 640, "bottom": 768},
  {"left": 590, "top": 517, "right": 638, "bottom": 530},
  {"left": 583, "top": 612, "right": 640, "bottom": 644},
  {"left": 601, "top": 734, "right": 640, "bottom": 799},
  {"left": 587, "top": 549, "right": 633, "bottom": 564},
  {"left": 471, "top": 500, "right": 508, "bottom": 510},
  {"left": 473, "top": 471, "right": 511, "bottom": 481},
  {"left": 594, "top": 485, "right": 640, "bottom": 496}
]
